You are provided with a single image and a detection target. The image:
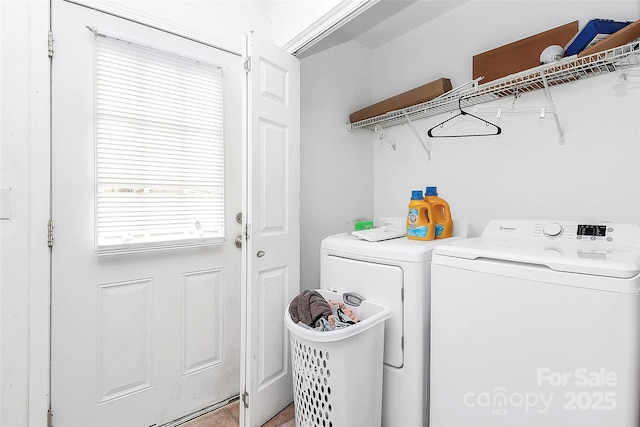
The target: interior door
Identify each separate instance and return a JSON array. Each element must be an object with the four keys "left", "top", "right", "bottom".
[
  {"left": 50, "top": 2, "right": 242, "bottom": 425},
  {"left": 241, "top": 33, "right": 300, "bottom": 427}
]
